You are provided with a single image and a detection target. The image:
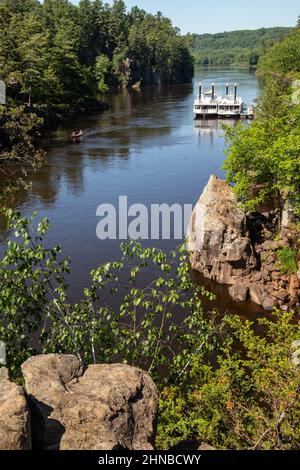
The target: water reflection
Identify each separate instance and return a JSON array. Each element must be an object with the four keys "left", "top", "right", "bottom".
[{"left": 193, "top": 118, "right": 238, "bottom": 144}]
